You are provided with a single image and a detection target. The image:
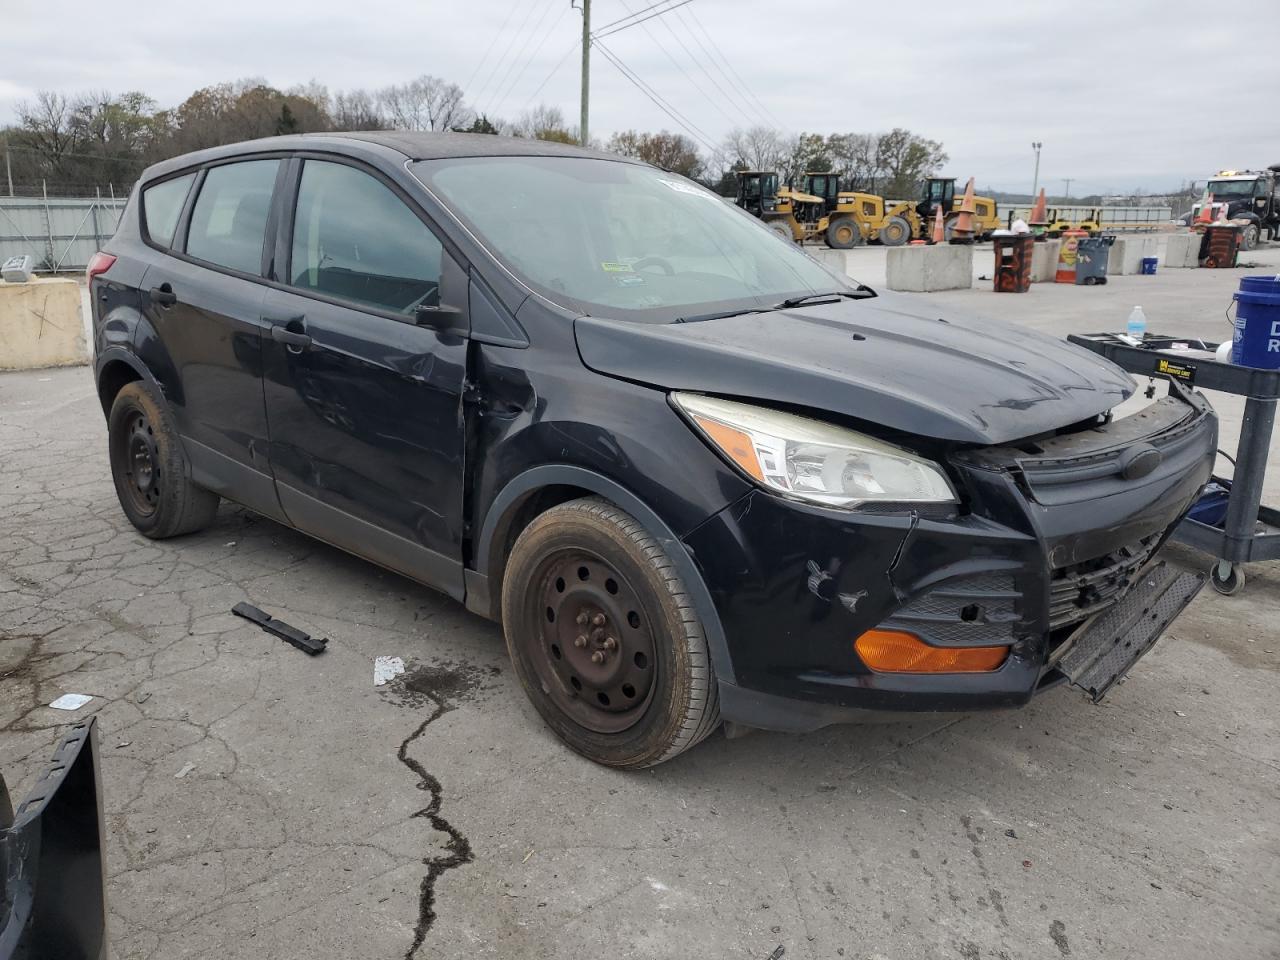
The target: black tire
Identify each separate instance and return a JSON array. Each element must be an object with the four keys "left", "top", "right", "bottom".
[
  {"left": 767, "top": 219, "right": 794, "bottom": 243},
  {"left": 108, "top": 381, "right": 219, "bottom": 539},
  {"left": 1241, "top": 223, "right": 1259, "bottom": 251},
  {"left": 879, "top": 215, "right": 911, "bottom": 247},
  {"left": 501, "top": 497, "right": 720, "bottom": 768},
  {"left": 1210, "top": 561, "right": 1245, "bottom": 596},
  {"left": 825, "top": 216, "right": 861, "bottom": 249}
]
